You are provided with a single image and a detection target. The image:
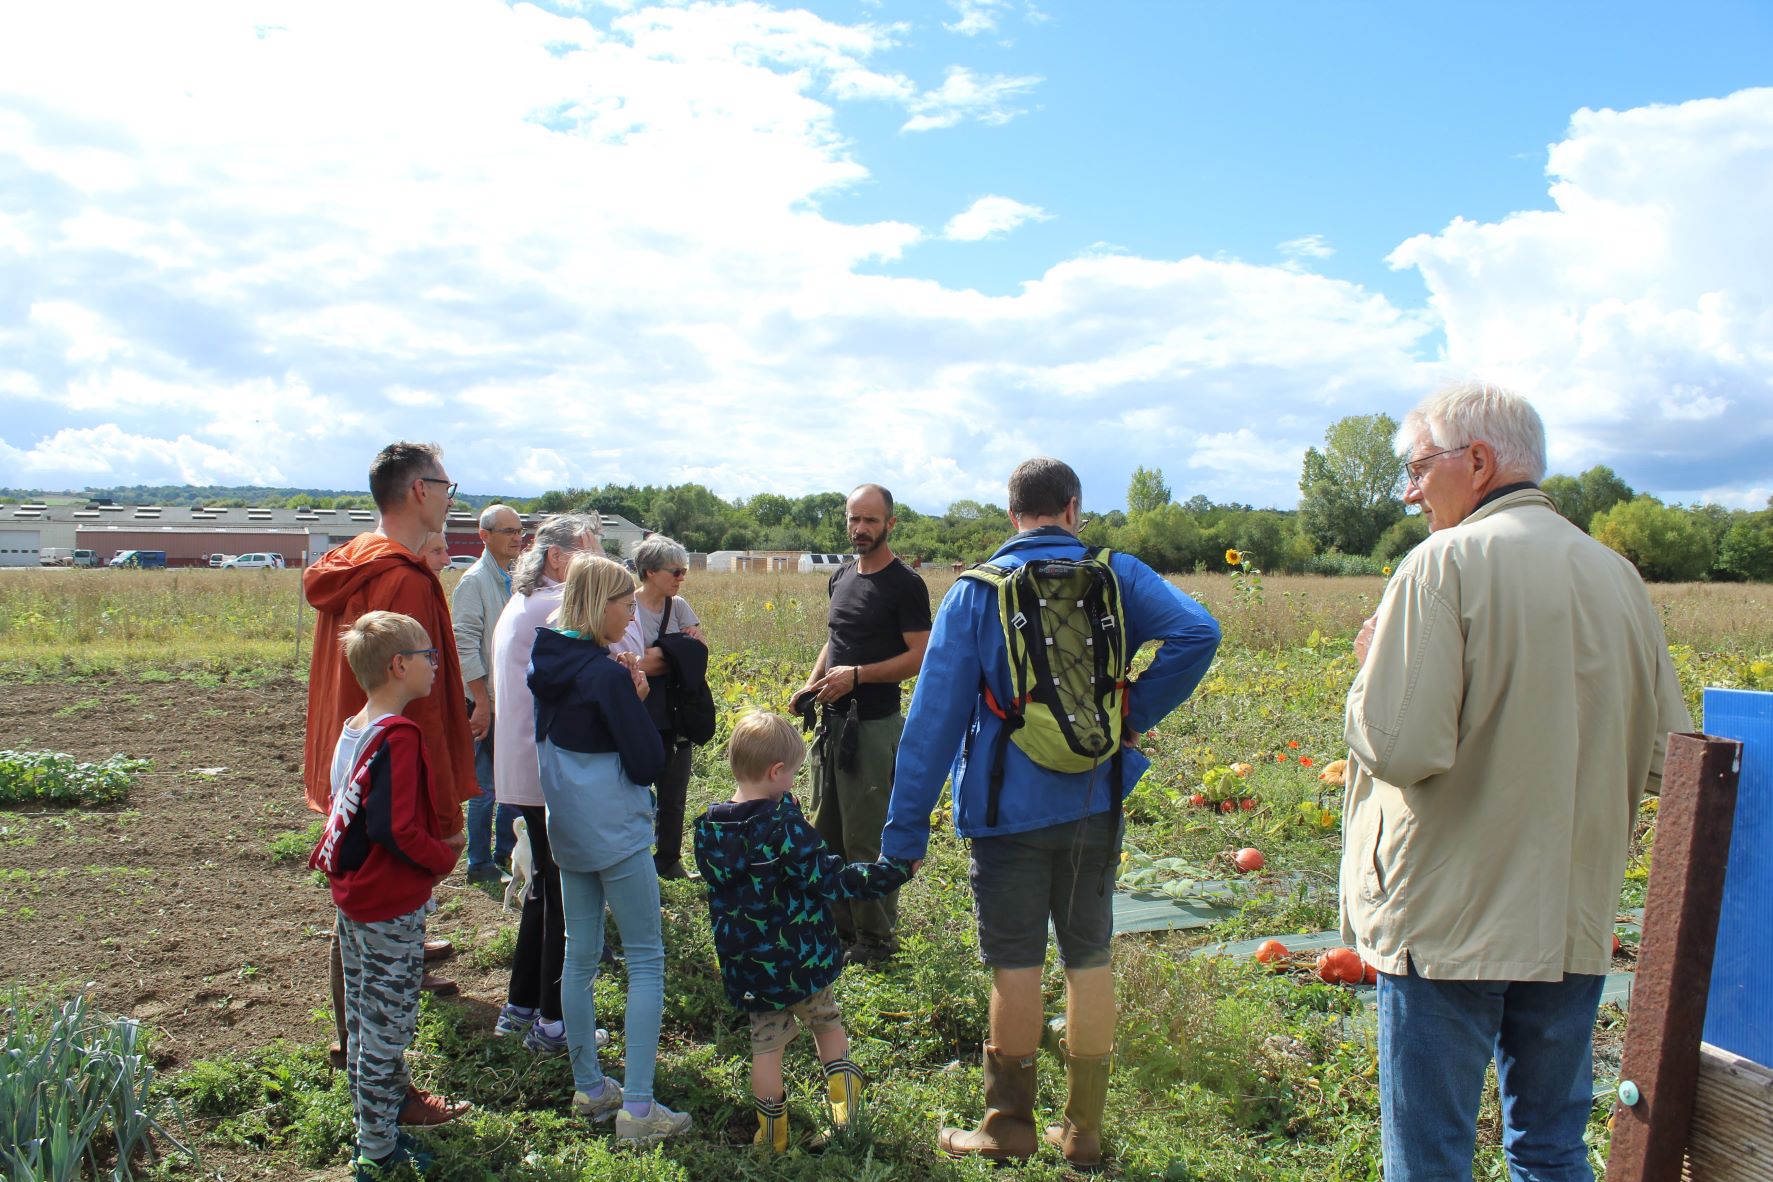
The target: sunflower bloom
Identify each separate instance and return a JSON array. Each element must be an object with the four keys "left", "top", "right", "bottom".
[
  {"left": 1225, "top": 548, "right": 1243, "bottom": 566},
  {"left": 1382, "top": 565, "right": 1393, "bottom": 576}
]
